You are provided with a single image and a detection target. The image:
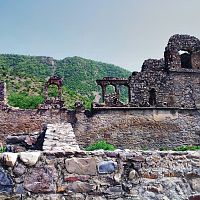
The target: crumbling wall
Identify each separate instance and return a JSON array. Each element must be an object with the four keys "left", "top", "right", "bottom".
[
  {"left": 129, "top": 34, "right": 200, "bottom": 109},
  {"left": 74, "top": 109, "right": 200, "bottom": 150},
  {"left": 165, "top": 34, "right": 200, "bottom": 70},
  {"left": 129, "top": 59, "right": 172, "bottom": 107},
  {"left": 0, "top": 150, "right": 199, "bottom": 199},
  {"left": 0, "top": 108, "right": 74, "bottom": 146},
  {"left": 1, "top": 107, "right": 200, "bottom": 150}
]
